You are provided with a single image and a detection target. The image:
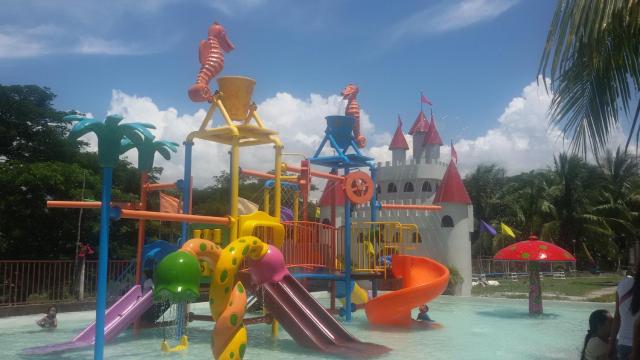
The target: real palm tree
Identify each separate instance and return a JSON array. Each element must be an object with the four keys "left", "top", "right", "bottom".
[
  {"left": 539, "top": 0, "right": 640, "bottom": 156},
  {"left": 541, "top": 153, "right": 612, "bottom": 263},
  {"left": 66, "top": 114, "right": 154, "bottom": 360},
  {"left": 120, "top": 137, "right": 178, "bottom": 284},
  {"left": 592, "top": 148, "right": 640, "bottom": 267}
]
